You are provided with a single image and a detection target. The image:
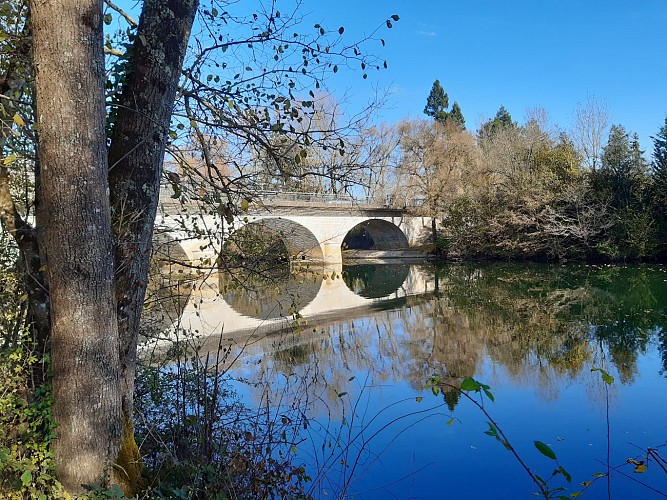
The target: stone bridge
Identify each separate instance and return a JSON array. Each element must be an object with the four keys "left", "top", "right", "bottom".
[{"left": 157, "top": 189, "right": 435, "bottom": 264}]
